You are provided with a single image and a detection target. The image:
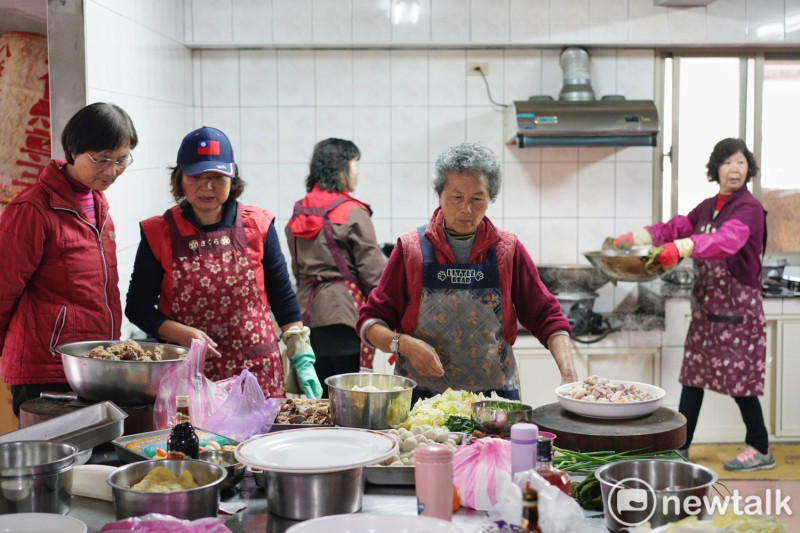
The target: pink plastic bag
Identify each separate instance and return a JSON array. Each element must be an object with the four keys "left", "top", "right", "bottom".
[
  {"left": 453, "top": 437, "right": 511, "bottom": 511},
  {"left": 203, "top": 369, "right": 281, "bottom": 442},
  {"left": 100, "top": 513, "right": 231, "bottom": 533},
  {"left": 153, "top": 339, "right": 219, "bottom": 430}
]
